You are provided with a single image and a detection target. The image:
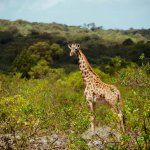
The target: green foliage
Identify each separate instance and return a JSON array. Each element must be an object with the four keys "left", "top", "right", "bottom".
[
  {"left": 0, "top": 19, "right": 150, "bottom": 72},
  {"left": 28, "top": 41, "right": 53, "bottom": 63},
  {"left": 69, "top": 134, "right": 89, "bottom": 150},
  {"left": 118, "top": 65, "right": 149, "bottom": 87},
  {"left": 0, "top": 70, "right": 89, "bottom": 148},
  {"left": 0, "top": 63, "right": 150, "bottom": 149},
  {"left": 50, "top": 43, "right": 64, "bottom": 59},
  {"left": 115, "top": 66, "right": 150, "bottom": 149},
  {"left": 139, "top": 53, "right": 150, "bottom": 74},
  {"left": 0, "top": 31, "right": 13, "bottom": 44},
  {"left": 0, "top": 95, "right": 43, "bottom": 148},
  {"left": 12, "top": 48, "right": 39, "bottom": 73},
  {"left": 0, "top": 19, "right": 150, "bottom": 149},
  {"left": 122, "top": 38, "right": 134, "bottom": 46},
  {"left": 0, "top": 95, "right": 31, "bottom": 133},
  {"left": 103, "top": 56, "right": 131, "bottom": 74},
  {"left": 59, "top": 71, "right": 84, "bottom": 90},
  {"left": 29, "top": 59, "right": 49, "bottom": 78},
  {"left": 12, "top": 42, "right": 64, "bottom": 77}
]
